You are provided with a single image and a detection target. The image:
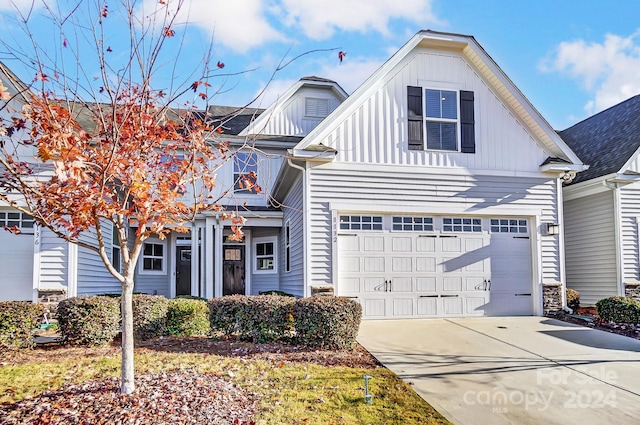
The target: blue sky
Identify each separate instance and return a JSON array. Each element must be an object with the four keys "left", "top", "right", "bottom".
[{"left": 1, "top": 0, "right": 640, "bottom": 130}]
